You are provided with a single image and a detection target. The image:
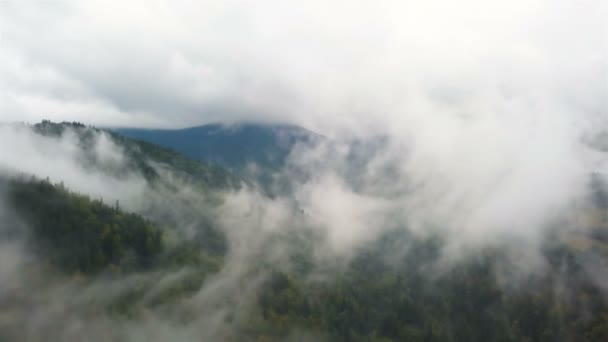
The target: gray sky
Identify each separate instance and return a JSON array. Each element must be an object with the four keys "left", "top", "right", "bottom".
[{"left": 0, "top": 0, "right": 604, "bottom": 134}]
